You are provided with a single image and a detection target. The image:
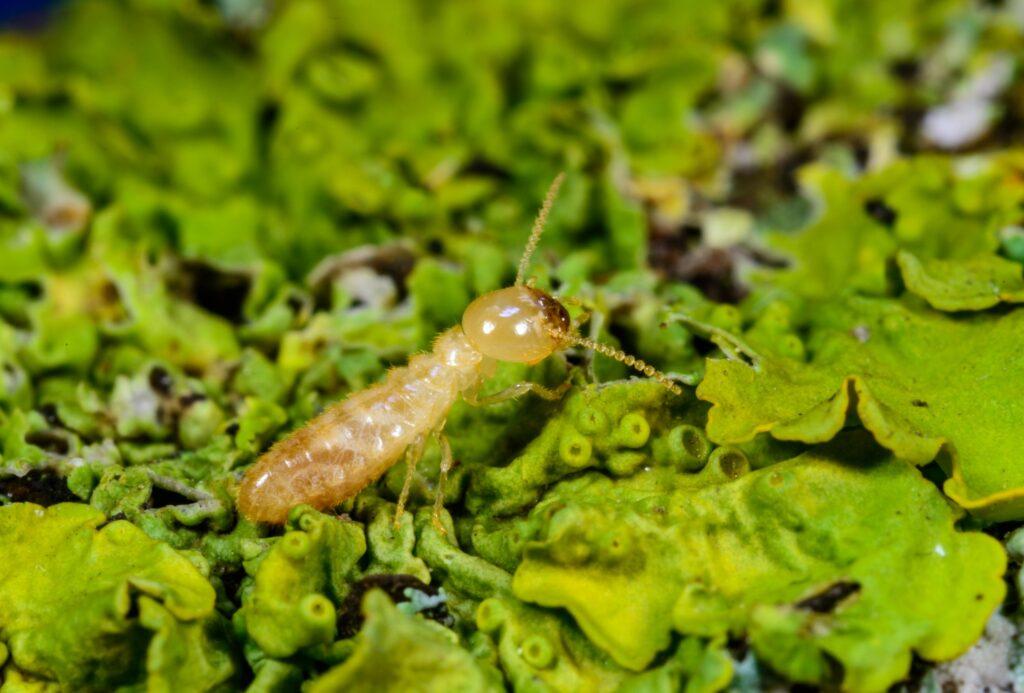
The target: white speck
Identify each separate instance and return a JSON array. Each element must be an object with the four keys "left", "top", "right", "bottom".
[
  {"left": 934, "top": 543, "right": 946, "bottom": 557},
  {"left": 499, "top": 306, "right": 521, "bottom": 318},
  {"left": 514, "top": 321, "right": 528, "bottom": 336},
  {"left": 482, "top": 320, "right": 495, "bottom": 335},
  {"left": 853, "top": 325, "right": 871, "bottom": 343},
  {"left": 922, "top": 100, "right": 994, "bottom": 150}
]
